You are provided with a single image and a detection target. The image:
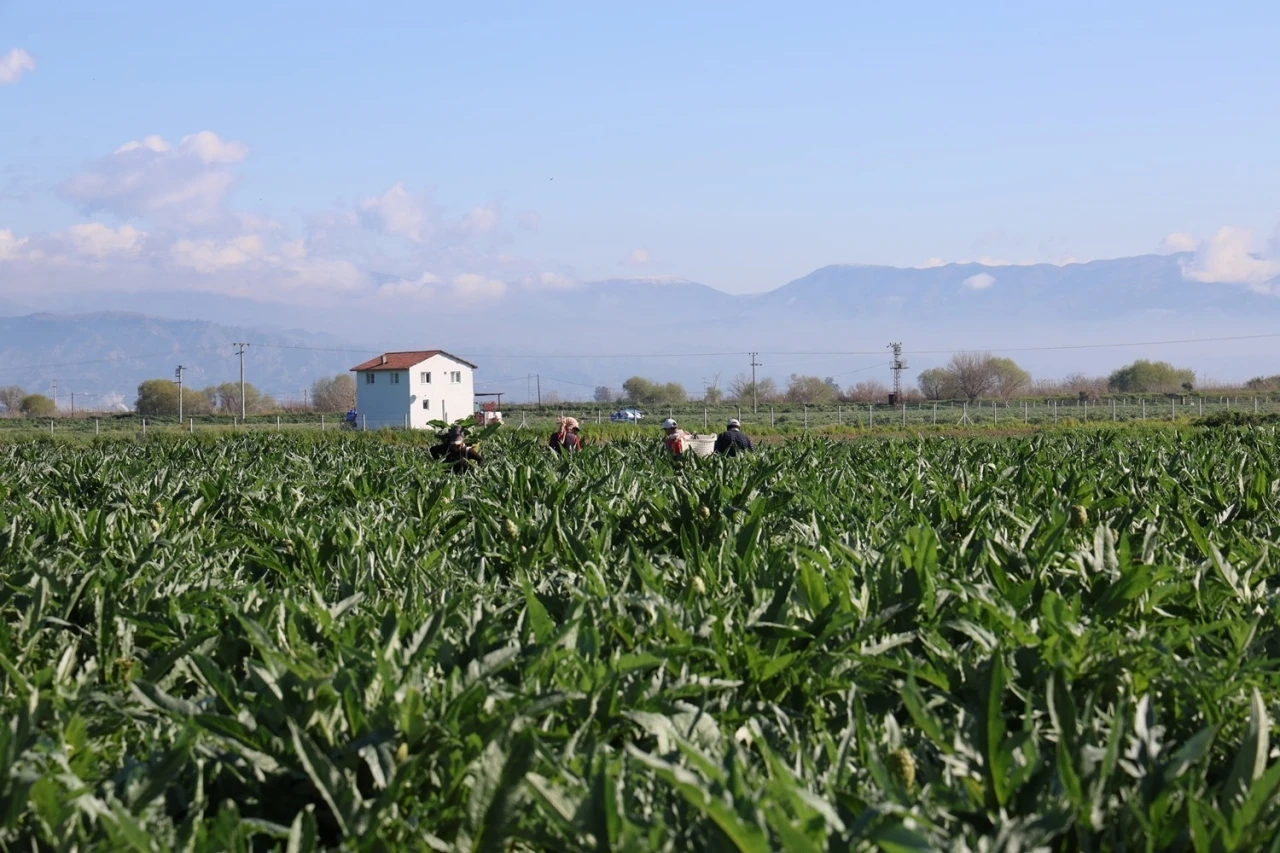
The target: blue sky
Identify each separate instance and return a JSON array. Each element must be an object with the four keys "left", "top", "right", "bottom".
[{"left": 1, "top": 0, "right": 1278, "bottom": 300}]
